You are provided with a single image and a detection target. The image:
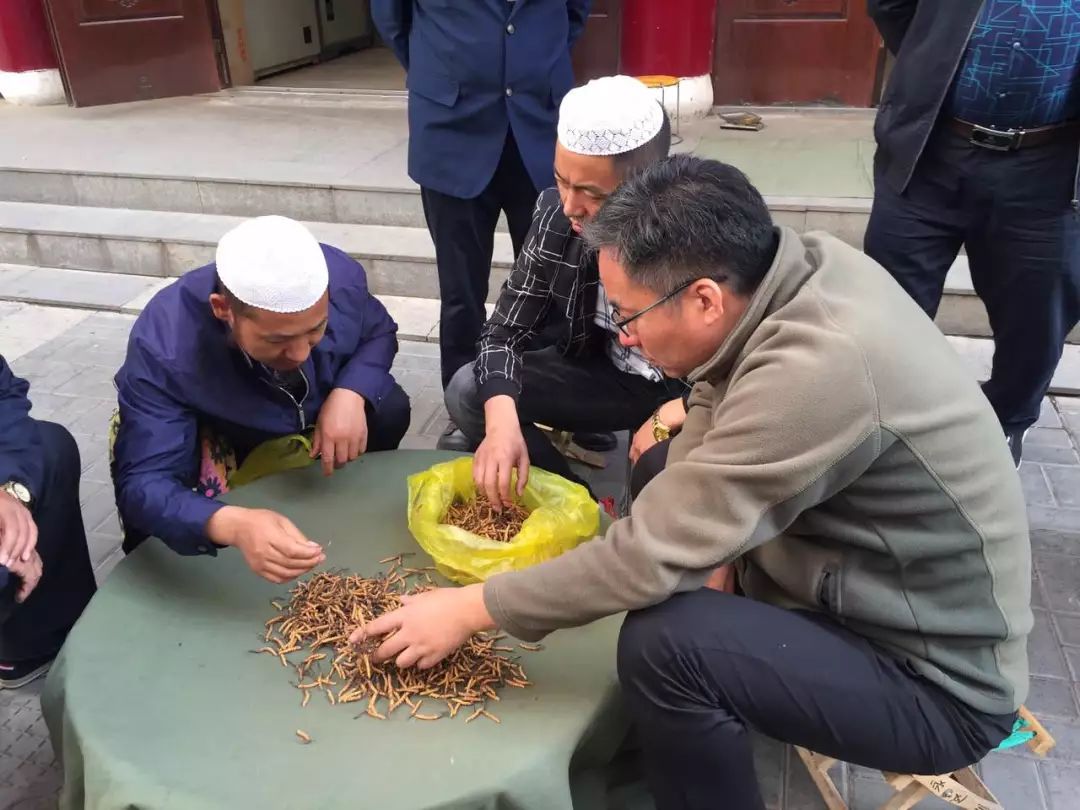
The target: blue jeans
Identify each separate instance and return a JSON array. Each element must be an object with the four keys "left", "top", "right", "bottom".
[{"left": 865, "top": 128, "right": 1080, "bottom": 432}]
